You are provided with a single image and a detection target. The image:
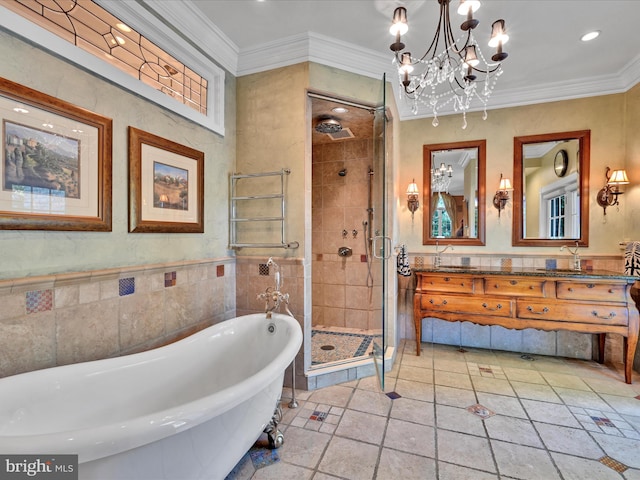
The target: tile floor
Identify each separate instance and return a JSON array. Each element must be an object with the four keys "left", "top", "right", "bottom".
[{"left": 227, "top": 340, "right": 640, "bottom": 480}]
